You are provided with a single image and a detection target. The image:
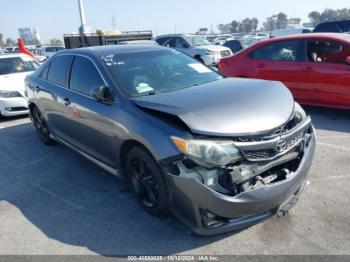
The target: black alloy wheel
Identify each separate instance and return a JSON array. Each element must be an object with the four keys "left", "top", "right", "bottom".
[
  {"left": 32, "top": 107, "right": 54, "bottom": 145},
  {"left": 126, "top": 146, "right": 169, "bottom": 216}
]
